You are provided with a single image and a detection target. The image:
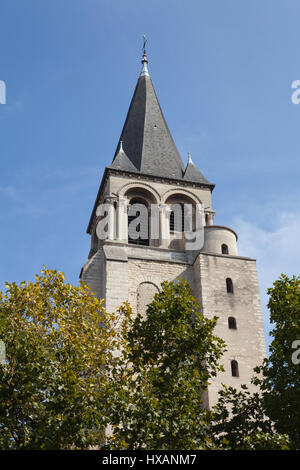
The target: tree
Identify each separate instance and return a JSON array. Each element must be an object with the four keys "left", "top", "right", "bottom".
[
  {"left": 209, "top": 274, "right": 300, "bottom": 450},
  {"left": 0, "top": 267, "right": 117, "bottom": 449},
  {"left": 254, "top": 274, "right": 300, "bottom": 449},
  {"left": 106, "top": 279, "right": 226, "bottom": 450},
  {"left": 209, "top": 384, "right": 289, "bottom": 450}
]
